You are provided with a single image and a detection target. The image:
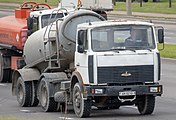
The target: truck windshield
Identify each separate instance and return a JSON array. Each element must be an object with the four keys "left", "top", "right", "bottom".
[
  {"left": 91, "top": 25, "right": 155, "bottom": 52},
  {"left": 41, "top": 13, "right": 67, "bottom": 28}
]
